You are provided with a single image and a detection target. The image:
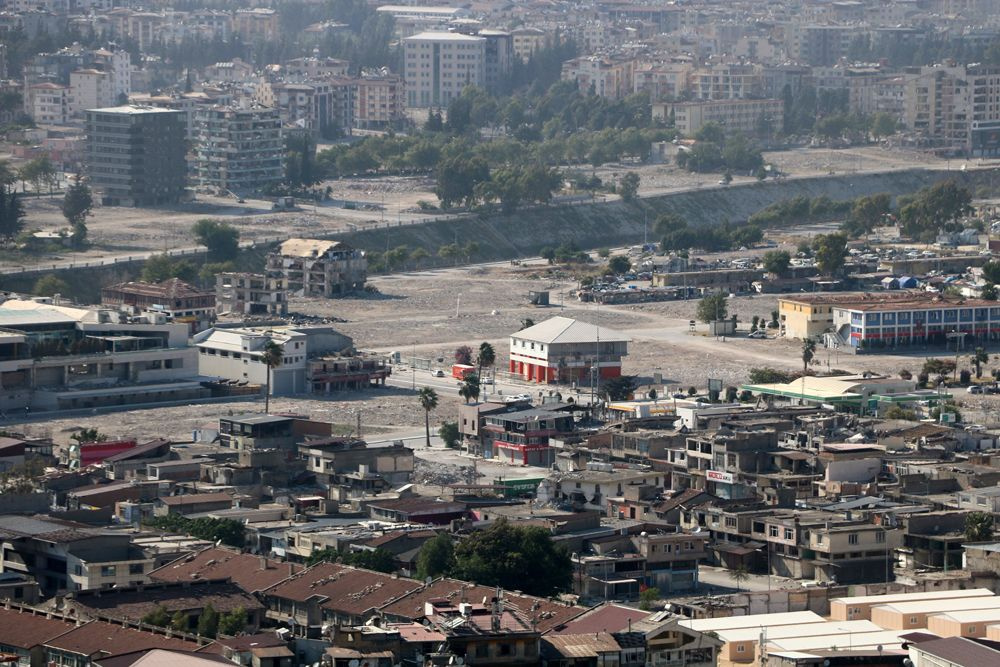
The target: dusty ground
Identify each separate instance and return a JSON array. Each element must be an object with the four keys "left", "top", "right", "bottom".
[{"left": 3, "top": 145, "right": 966, "bottom": 270}]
